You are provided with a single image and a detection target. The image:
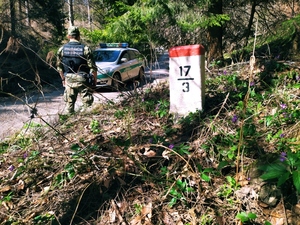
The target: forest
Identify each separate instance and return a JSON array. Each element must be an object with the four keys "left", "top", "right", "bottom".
[
  {"left": 1, "top": 0, "right": 300, "bottom": 224},
  {"left": 1, "top": 0, "right": 299, "bottom": 60}
]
